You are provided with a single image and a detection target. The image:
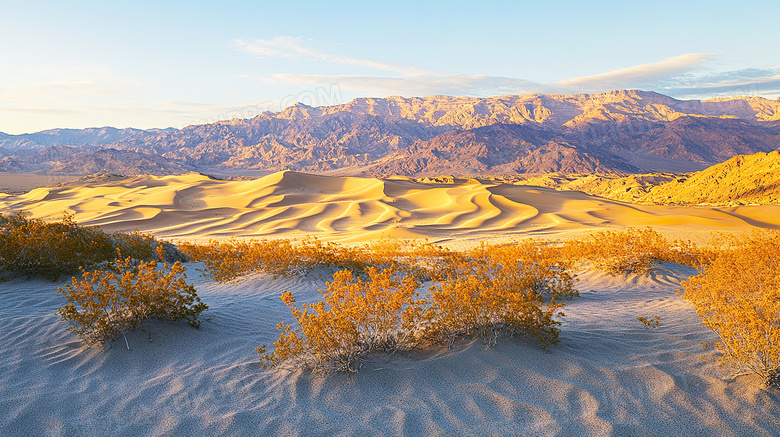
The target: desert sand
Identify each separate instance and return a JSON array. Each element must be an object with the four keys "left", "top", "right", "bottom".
[
  {"left": 1, "top": 171, "right": 779, "bottom": 244},
  {"left": 3, "top": 264, "right": 779, "bottom": 435},
  {"left": 2, "top": 172, "right": 780, "bottom": 436}
]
